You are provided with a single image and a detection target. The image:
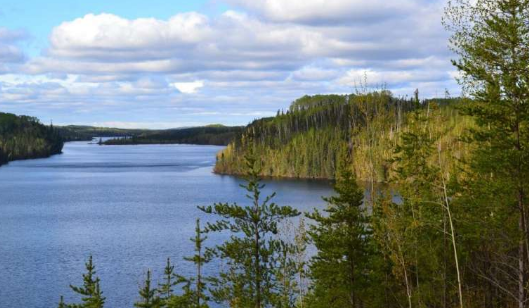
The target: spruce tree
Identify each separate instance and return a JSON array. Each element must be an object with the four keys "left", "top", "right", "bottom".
[
  {"left": 199, "top": 148, "right": 300, "bottom": 308},
  {"left": 305, "top": 169, "right": 372, "bottom": 308},
  {"left": 170, "top": 219, "right": 210, "bottom": 308},
  {"left": 445, "top": 0, "right": 529, "bottom": 306},
  {"left": 67, "top": 255, "right": 106, "bottom": 308},
  {"left": 135, "top": 270, "right": 162, "bottom": 308},
  {"left": 158, "top": 258, "right": 176, "bottom": 306},
  {"left": 58, "top": 296, "right": 67, "bottom": 308}
]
